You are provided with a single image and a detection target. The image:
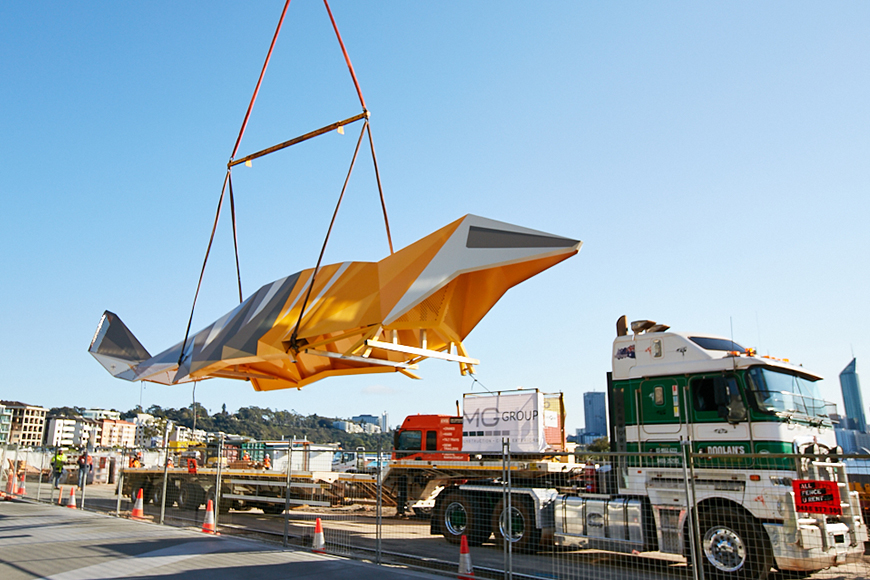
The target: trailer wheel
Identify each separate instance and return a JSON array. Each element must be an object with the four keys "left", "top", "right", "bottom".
[
  {"left": 130, "top": 482, "right": 151, "bottom": 504},
  {"left": 436, "top": 490, "right": 489, "bottom": 546},
  {"left": 491, "top": 497, "right": 540, "bottom": 554},
  {"left": 177, "top": 483, "right": 205, "bottom": 511},
  {"left": 206, "top": 486, "right": 232, "bottom": 514},
  {"left": 697, "top": 507, "right": 772, "bottom": 580},
  {"left": 261, "top": 504, "right": 285, "bottom": 515},
  {"left": 151, "top": 483, "right": 177, "bottom": 508}
]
